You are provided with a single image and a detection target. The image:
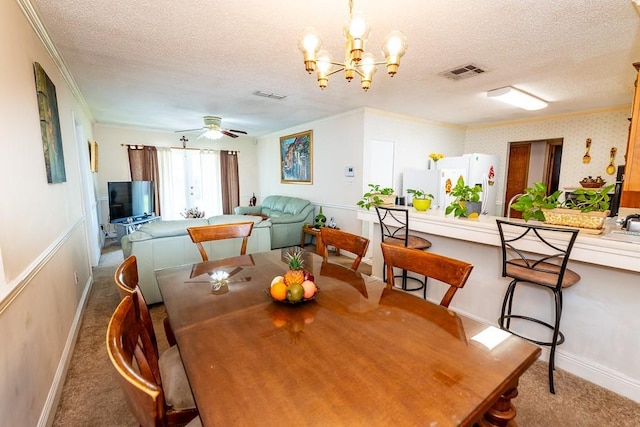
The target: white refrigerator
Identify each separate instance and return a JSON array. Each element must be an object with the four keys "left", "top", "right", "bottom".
[{"left": 436, "top": 153, "right": 499, "bottom": 216}]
